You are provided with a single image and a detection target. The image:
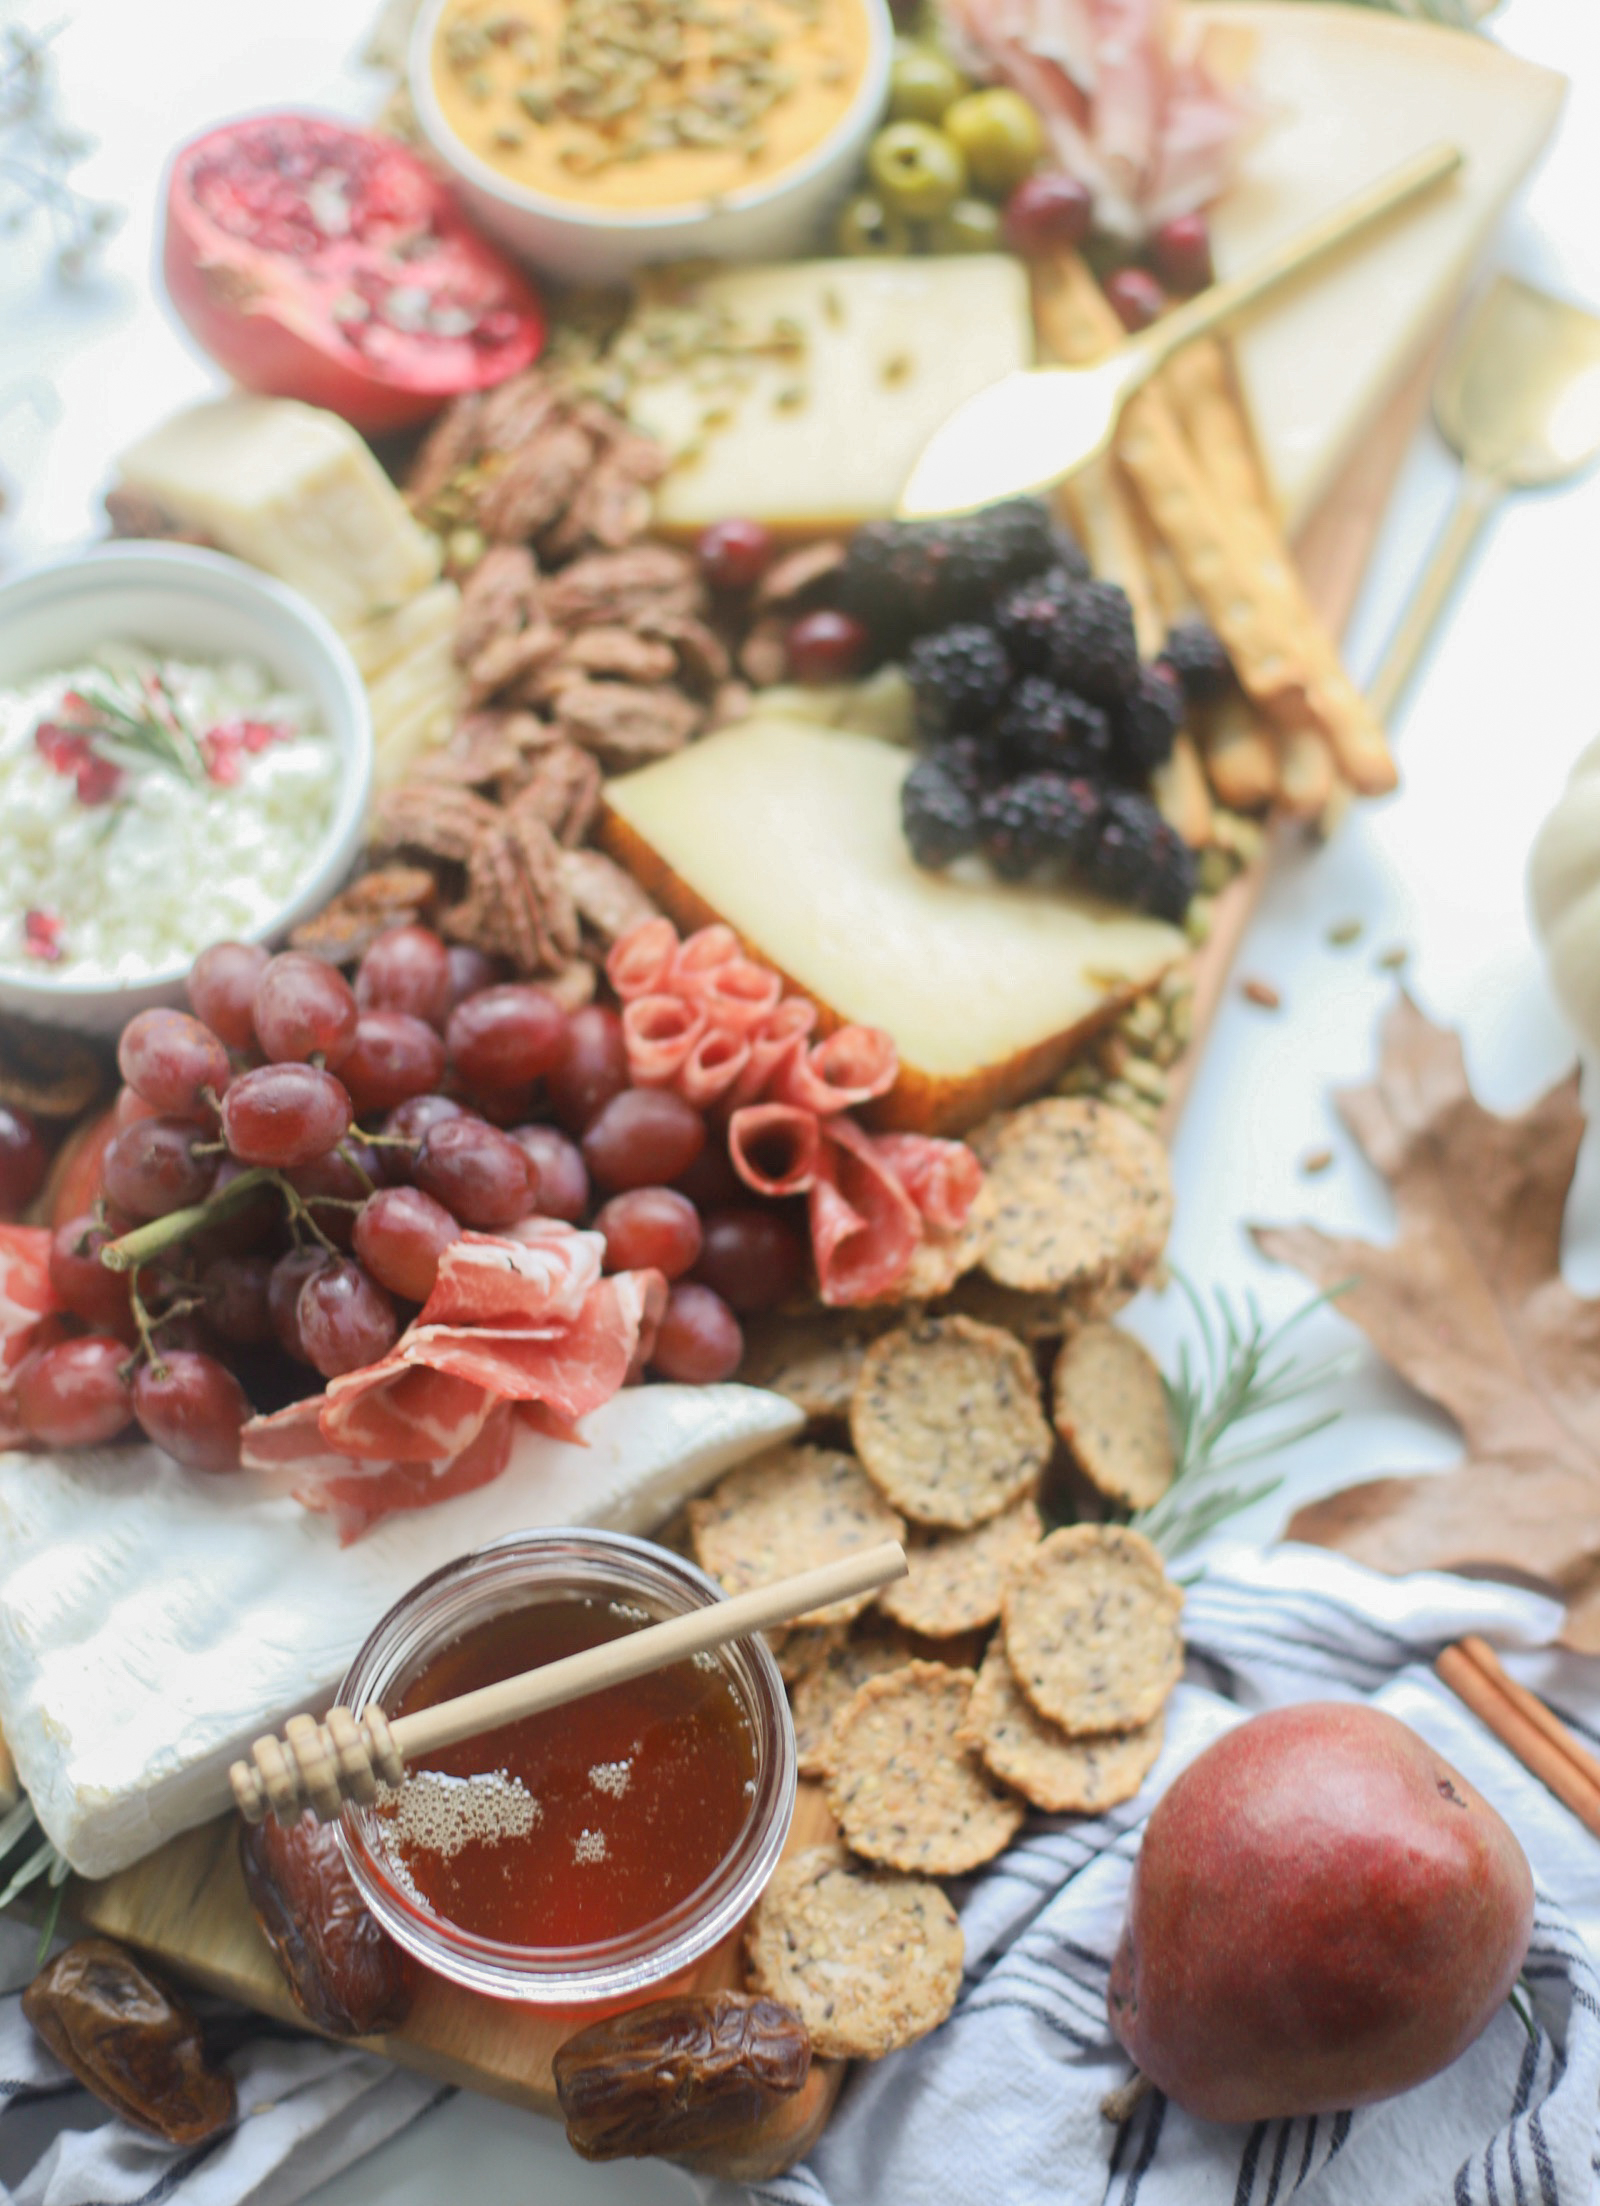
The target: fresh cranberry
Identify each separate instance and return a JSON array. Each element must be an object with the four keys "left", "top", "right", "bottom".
[
  {"left": 787, "top": 611, "right": 870, "bottom": 686},
  {"left": 1150, "top": 211, "right": 1213, "bottom": 295},
  {"left": 697, "top": 518, "right": 775, "bottom": 594},
  {"left": 1002, "top": 172, "right": 1094, "bottom": 257},
  {"left": 1105, "top": 267, "right": 1167, "bottom": 333}
]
